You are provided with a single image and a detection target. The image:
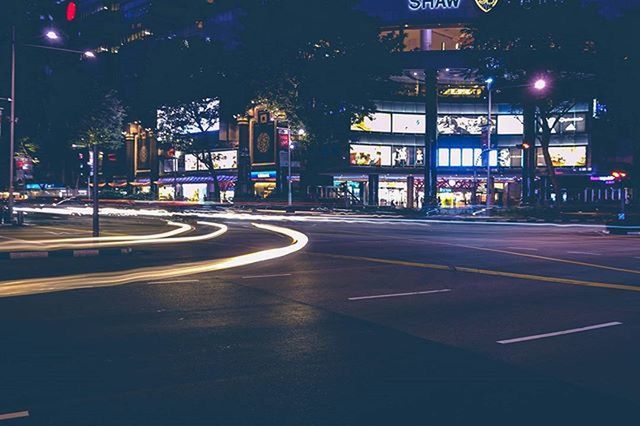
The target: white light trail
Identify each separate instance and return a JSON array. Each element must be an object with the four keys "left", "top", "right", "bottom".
[
  {"left": 0, "top": 223, "right": 307, "bottom": 298},
  {"left": 0, "top": 221, "right": 192, "bottom": 251}
]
